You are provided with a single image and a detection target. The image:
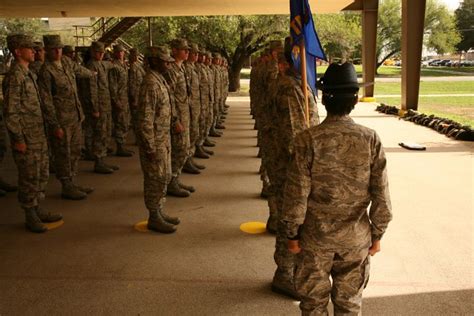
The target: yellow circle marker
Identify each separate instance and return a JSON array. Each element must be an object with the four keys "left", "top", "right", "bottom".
[
  {"left": 45, "top": 220, "right": 64, "bottom": 230},
  {"left": 240, "top": 221, "right": 267, "bottom": 234},
  {"left": 398, "top": 109, "right": 407, "bottom": 117},
  {"left": 359, "top": 97, "right": 376, "bottom": 103},
  {"left": 134, "top": 220, "right": 150, "bottom": 233}
]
